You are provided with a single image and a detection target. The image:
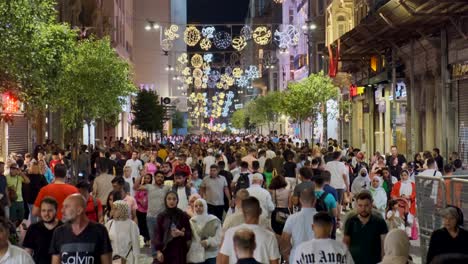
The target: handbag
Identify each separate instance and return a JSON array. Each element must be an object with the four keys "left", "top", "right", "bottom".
[{"left": 274, "top": 190, "right": 290, "bottom": 224}]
